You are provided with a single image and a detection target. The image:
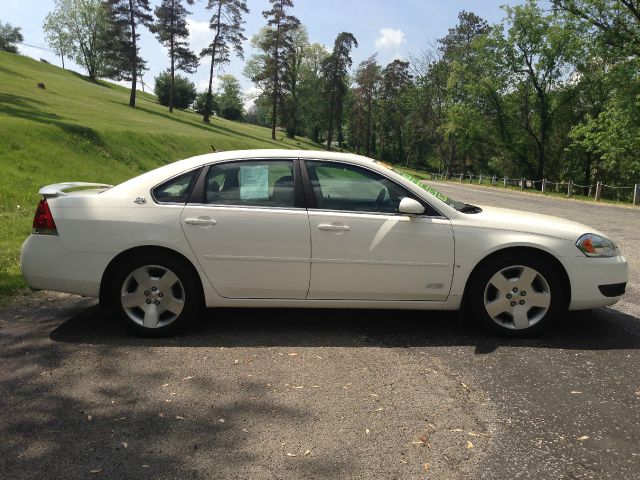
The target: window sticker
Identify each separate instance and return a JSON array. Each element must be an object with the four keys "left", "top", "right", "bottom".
[{"left": 240, "top": 165, "right": 269, "bottom": 200}]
